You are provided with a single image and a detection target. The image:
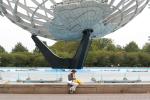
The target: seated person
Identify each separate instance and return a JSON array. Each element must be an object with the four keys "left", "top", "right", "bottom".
[{"left": 67, "top": 69, "right": 80, "bottom": 93}]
